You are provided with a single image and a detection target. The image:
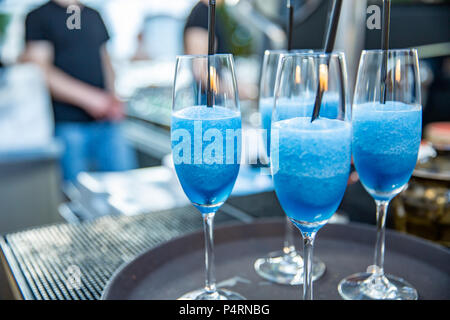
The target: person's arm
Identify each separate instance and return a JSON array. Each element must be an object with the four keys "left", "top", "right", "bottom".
[
  {"left": 20, "top": 40, "right": 113, "bottom": 119},
  {"left": 100, "top": 44, "right": 124, "bottom": 121},
  {"left": 100, "top": 44, "right": 115, "bottom": 94}
]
